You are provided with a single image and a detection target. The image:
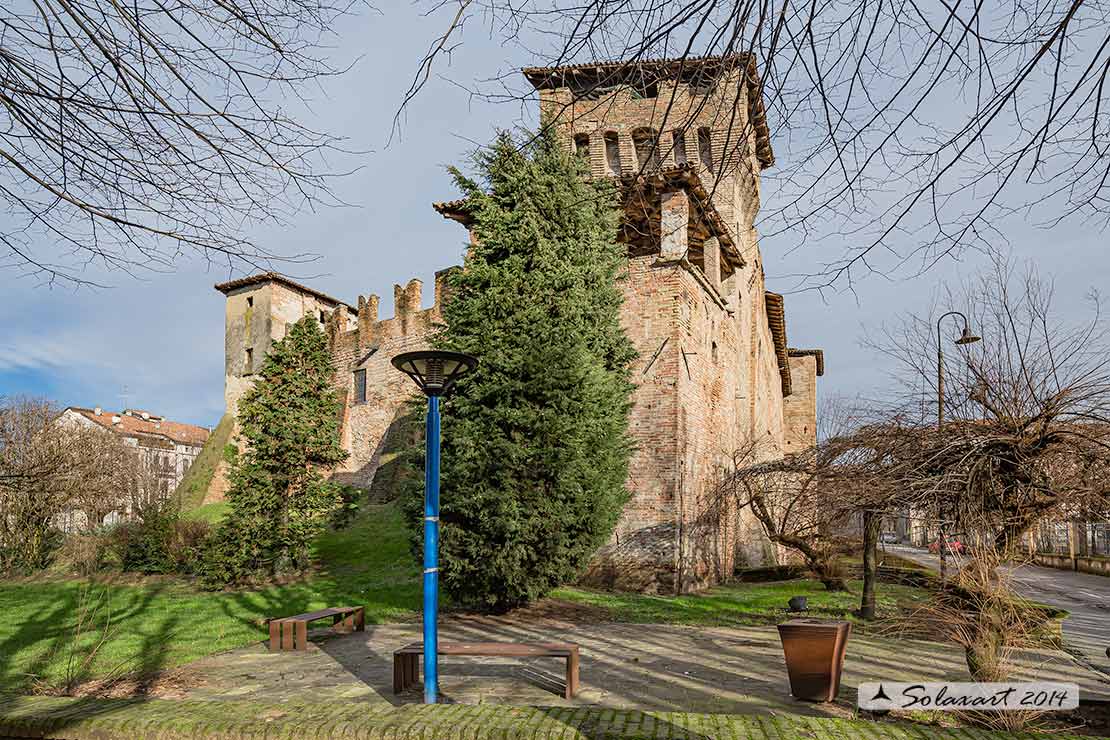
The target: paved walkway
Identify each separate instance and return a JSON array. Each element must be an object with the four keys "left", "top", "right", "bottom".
[
  {"left": 0, "top": 694, "right": 1083, "bottom": 740},
  {"left": 889, "top": 545, "right": 1110, "bottom": 678},
  {"left": 163, "top": 616, "right": 1110, "bottom": 714}
]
